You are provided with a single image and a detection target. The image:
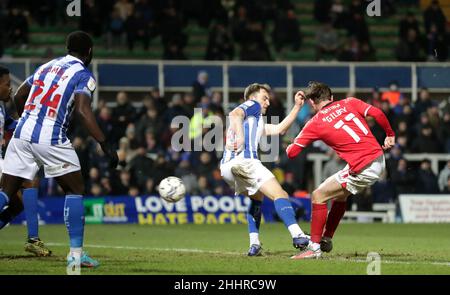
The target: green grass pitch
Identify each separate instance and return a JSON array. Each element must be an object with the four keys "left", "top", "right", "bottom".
[{"left": 1, "top": 223, "right": 450, "bottom": 275}]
